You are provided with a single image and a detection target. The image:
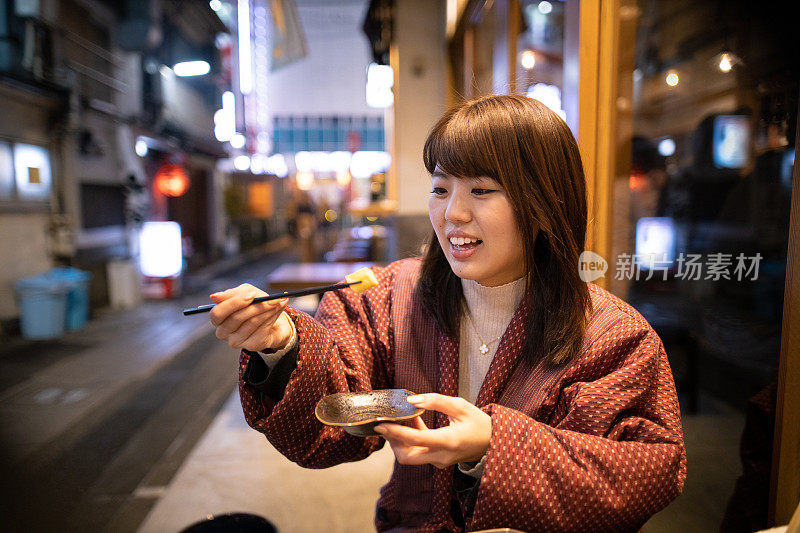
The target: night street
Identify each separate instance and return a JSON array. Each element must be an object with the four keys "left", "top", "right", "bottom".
[{"left": 0, "top": 247, "right": 298, "bottom": 532}]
